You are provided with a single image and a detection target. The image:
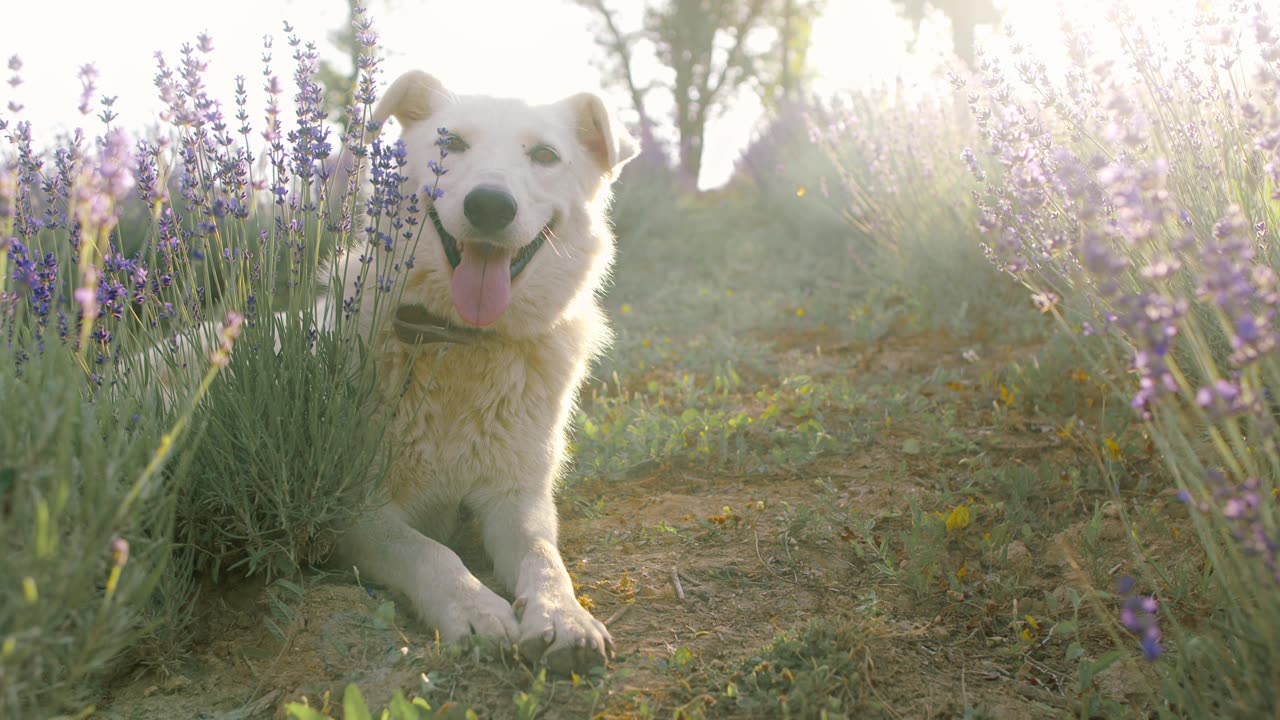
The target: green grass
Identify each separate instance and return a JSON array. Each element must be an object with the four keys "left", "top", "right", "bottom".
[
  {"left": 174, "top": 317, "right": 396, "bottom": 580},
  {"left": 0, "top": 329, "right": 198, "bottom": 714},
  {"left": 681, "top": 618, "right": 884, "bottom": 719}
]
